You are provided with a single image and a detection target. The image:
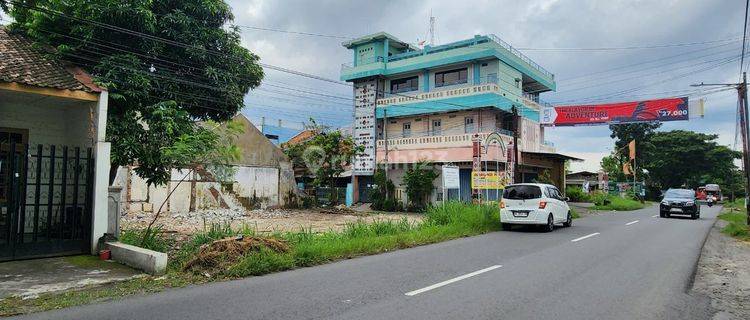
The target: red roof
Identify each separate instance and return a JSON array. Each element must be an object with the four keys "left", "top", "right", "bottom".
[{"left": 0, "top": 27, "right": 101, "bottom": 92}]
